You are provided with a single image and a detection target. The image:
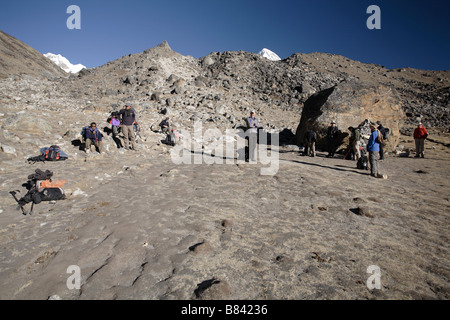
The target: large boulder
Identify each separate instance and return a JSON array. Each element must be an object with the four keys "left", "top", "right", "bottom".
[{"left": 295, "top": 78, "right": 405, "bottom": 152}]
